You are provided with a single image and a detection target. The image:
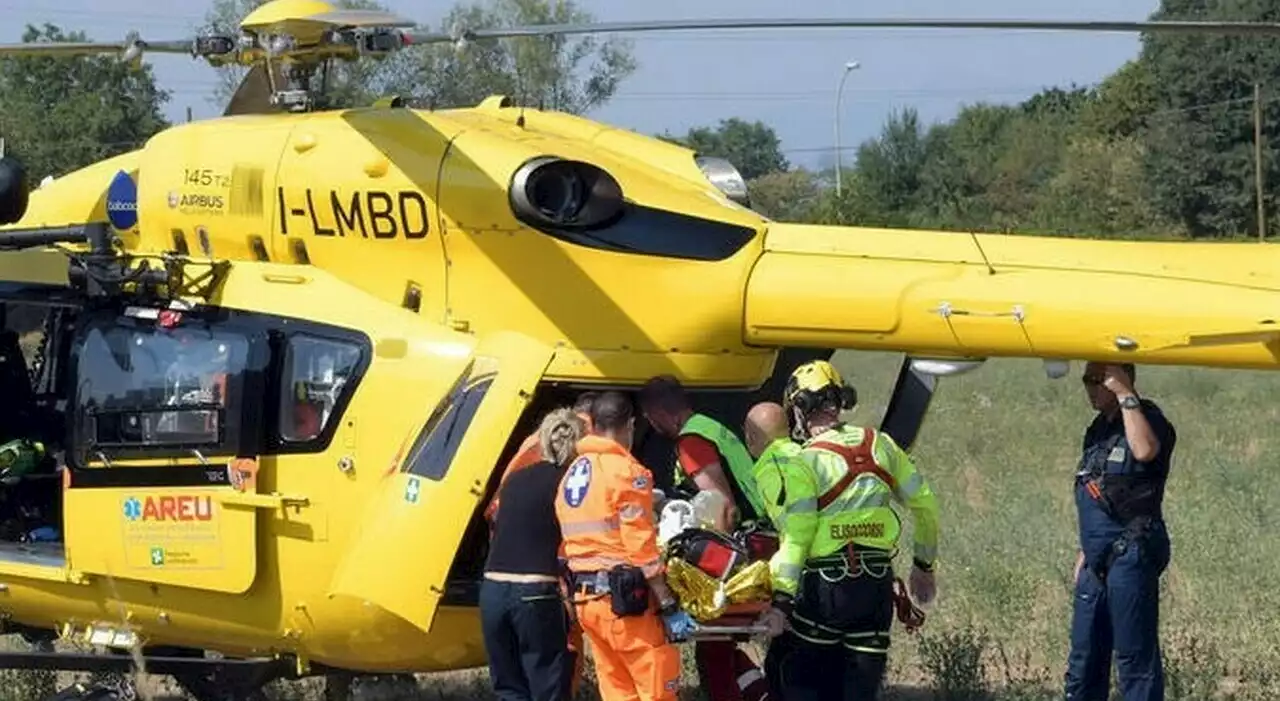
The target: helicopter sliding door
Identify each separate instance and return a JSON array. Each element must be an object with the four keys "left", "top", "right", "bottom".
[
  {"left": 61, "top": 306, "right": 268, "bottom": 594},
  {"left": 328, "top": 330, "right": 553, "bottom": 632}
]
